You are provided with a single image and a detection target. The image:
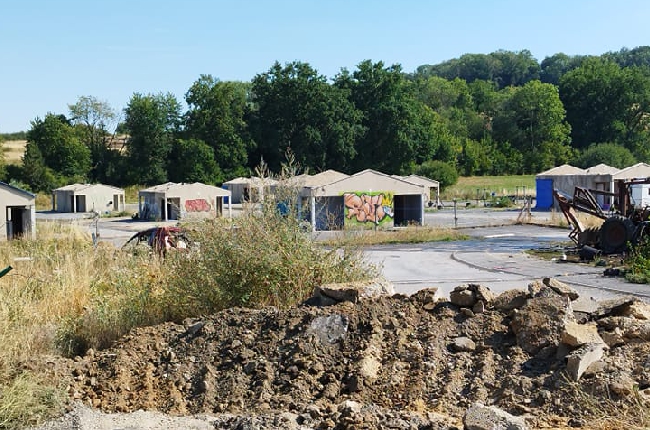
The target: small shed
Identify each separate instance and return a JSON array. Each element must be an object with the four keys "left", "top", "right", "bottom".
[
  {"left": 0, "top": 182, "right": 36, "bottom": 240},
  {"left": 223, "top": 176, "right": 277, "bottom": 204},
  {"left": 393, "top": 174, "right": 440, "bottom": 207},
  {"left": 138, "top": 182, "right": 232, "bottom": 221},
  {"left": 303, "top": 169, "right": 425, "bottom": 230},
  {"left": 535, "top": 164, "right": 587, "bottom": 210},
  {"left": 52, "top": 184, "right": 125, "bottom": 213},
  {"left": 611, "top": 162, "right": 650, "bottom": 181},
  {"left": 584, "top": 164, "right": 620, "bottom": 208}
]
